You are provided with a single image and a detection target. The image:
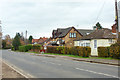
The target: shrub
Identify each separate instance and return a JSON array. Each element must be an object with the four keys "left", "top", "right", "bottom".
[
  {"left": 19, "top": 44, "right": 33, "bottom": 52},
  {"left": 98, "top": 47, "right": 110, "bottom": 57},
  {"left": 32, "top": 44, "right": 41, "bottom": 50},
  {"left": 47, "top": 46, "right": 91, "bottom": 57},
  {"left": 109, "top": 45, "right": 120, "bottom": 59},
  {"left": 11, "top": 46, "right": 15, "bottom": 51},
  {"left": 97, "top": 42, "right": 120, "bottom": 59},
  {"left": 83, "top": 47, "right": 91, "bottom": 57}
]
